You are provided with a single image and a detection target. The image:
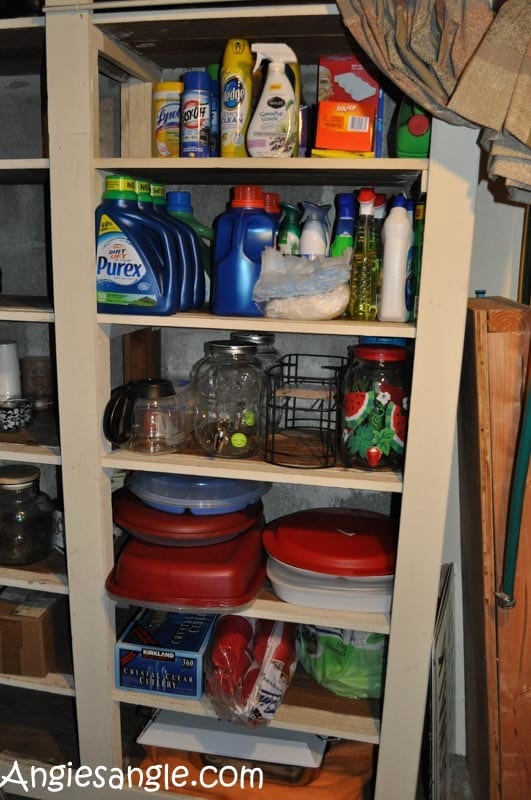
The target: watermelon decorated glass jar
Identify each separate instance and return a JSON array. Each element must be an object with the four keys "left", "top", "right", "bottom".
[{"left": 340, "top": 344, "right": 410, "bottom": 470}]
